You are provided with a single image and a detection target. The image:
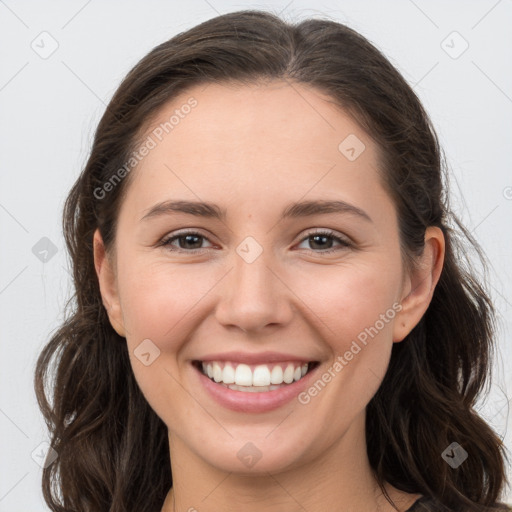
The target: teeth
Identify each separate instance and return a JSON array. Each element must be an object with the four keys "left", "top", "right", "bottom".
[
  {"left": 283, "top": 364, "right": 294, "bottom": 384},
  {"left": 234, "top": 364, "right": 253, "bottom": 386},
  {"left": 213, "top": 362, "right": 222, "bottom": 383},
  {"left": 221, "top": 383, "right": 283, "bottom": 392},
  {"left": 252, "top": 365, "right": 271, "bottom": 386},
  {"left": 200, "top": 361, "right": 310, "bottom": 387},
  {"left": 270, "top": 365, "right": 283, "bottom": 384},
  {"left": 222, "top": 364, "right": 235, "bottom": 384}
]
